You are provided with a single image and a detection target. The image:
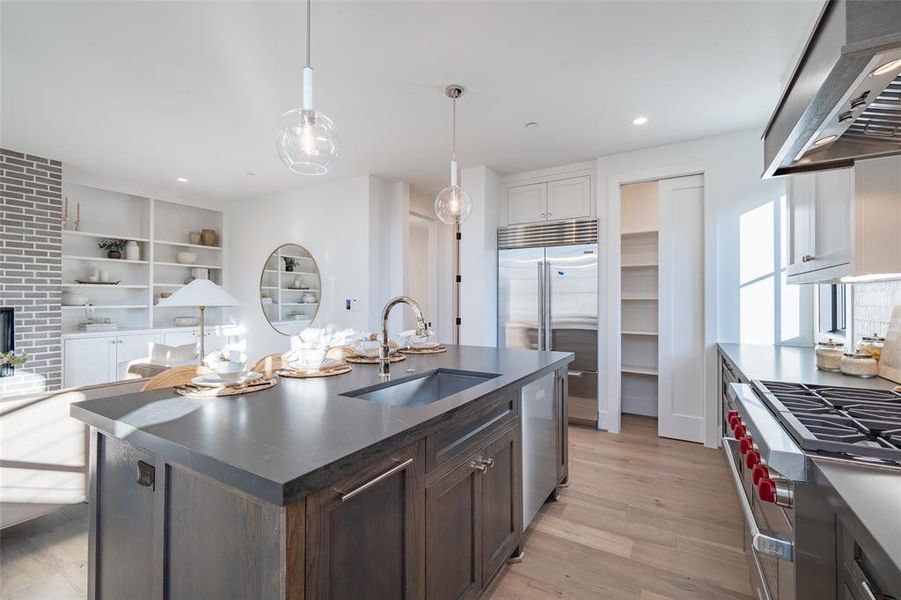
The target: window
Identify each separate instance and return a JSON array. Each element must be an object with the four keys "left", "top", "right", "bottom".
[
  {"left": 818, "top": 283, "right": 847, "bottom": 337},
  {"left": 738, "top": 195, "right": 810, "bottom": 345}
]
